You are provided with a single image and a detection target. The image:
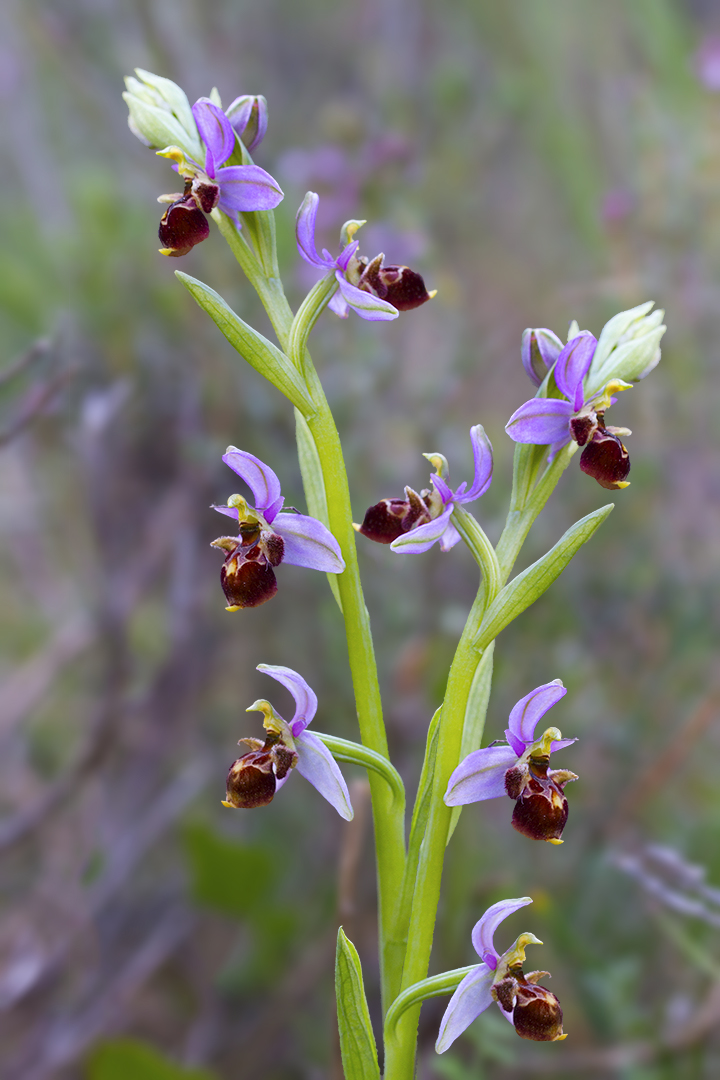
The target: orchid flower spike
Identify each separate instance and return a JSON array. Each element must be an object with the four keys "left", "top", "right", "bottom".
[
  {"left": 211, "top": 446, "right": 345, "bottom": 609},
  {"left": 506, "top": 329, "right": 634, "bottom": 490},
  {"left": 295, "top": 191, "right": 434, "bottom": 321},
  {"left": 124, "top": 72, "right": 283, "bottom": 257},
  {"left": 356, "top": 425, "right": 493, "bottom": 554},
  {"left": 223, "top": 664, "right": 353, "bottom": 820},
  {"left": 445, "top": 680, "right": 578, "bottom": 843},
  {"left": 436, "top": 897, "right": 566, "bottom": 1052}
]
